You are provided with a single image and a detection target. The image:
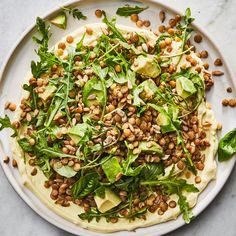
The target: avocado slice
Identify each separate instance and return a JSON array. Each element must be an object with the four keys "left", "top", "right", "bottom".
[
  {"left": 176, "top": 76, "right": 197, "bottom": 99},
  {"left": 38, "top": 84, "right": 57, "bottom": 101},
  {"left": 102, "top": 156, "right": 123, "bottom": 183},
  {"left": 131, "top": 55, "right": 161, "bottom": 78},
  {"left": 50, "top": 12, "right": 67, "bottom": 29},
  {"left": 94, "top": 188, "right": 121, "bottom": 213},
  {"left": 139, "top": 141, "right": 163, "bottom": 156},
  {"left": 67, "top": 123, "right": 89, "bottom": 144}
]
